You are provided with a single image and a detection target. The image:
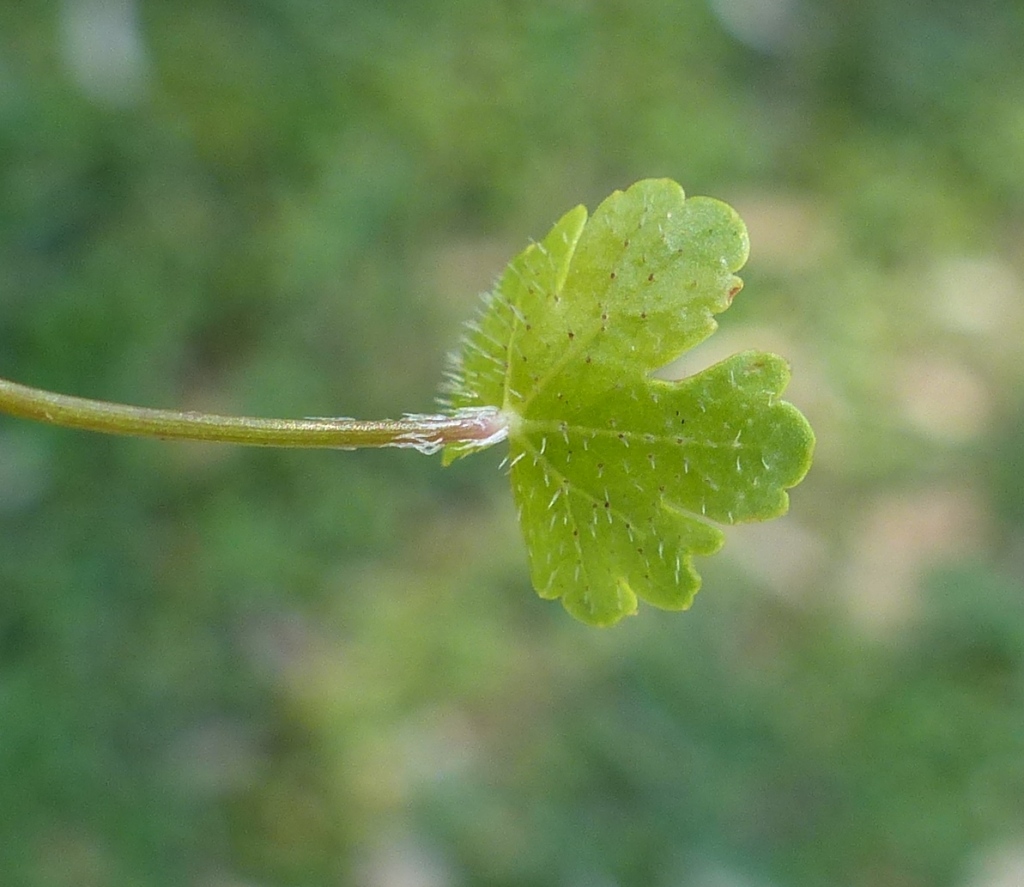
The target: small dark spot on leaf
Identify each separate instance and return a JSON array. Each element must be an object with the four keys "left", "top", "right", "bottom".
[
  {"left": 610, "top": 271, "right": 617, "bottom": 280},
  {"left": 568, "top": 330, "right": 575, "bottom": 340},
  {"left": 648, "top": 273, "right": 655, "bottom": 282}
]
